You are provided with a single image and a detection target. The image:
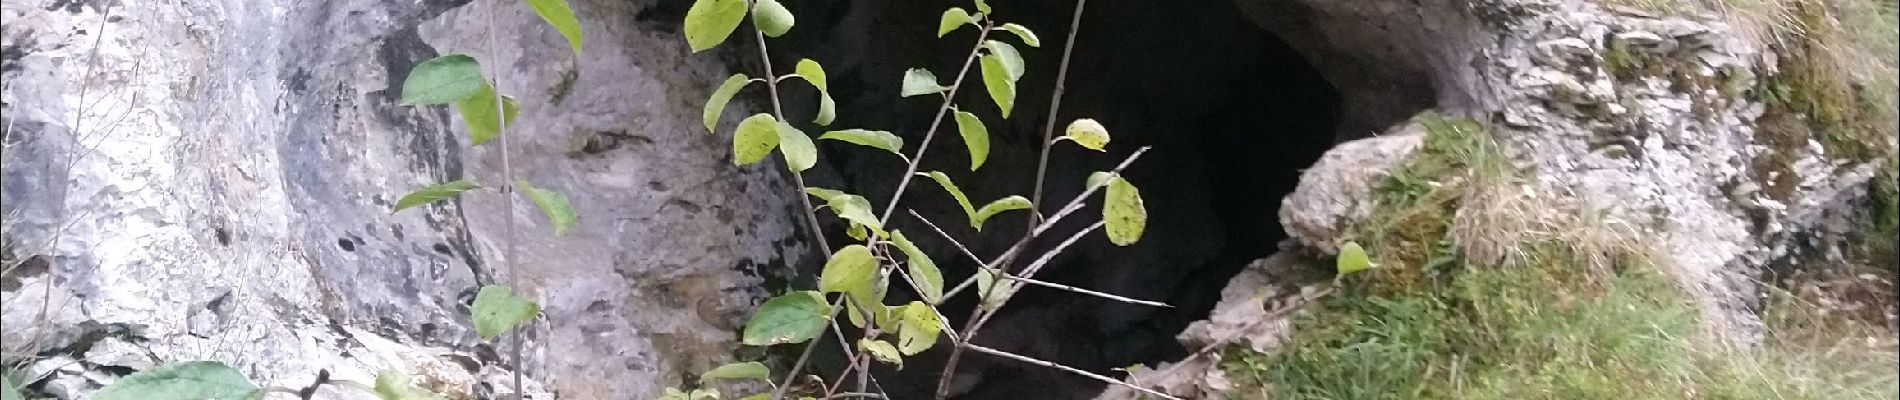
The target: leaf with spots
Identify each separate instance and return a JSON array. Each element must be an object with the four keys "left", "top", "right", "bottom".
[
  {"left": 732, "top": 113, "right": 781, "bottom": 166},
  {"left": 859, "top": 339, "right": 904, "bottom": 369},
  {"left": 684, "top": 0, "right": 747, "bottom": 52},
  {"left": 1061, "top": 118, "right": 1109, "bottom": 151},
  {"left": 895, "top": 302, "right": 943, "bottom": 355},
  {"left": 1103, "top": 176, "right": 1146, "bottom": 246}
]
